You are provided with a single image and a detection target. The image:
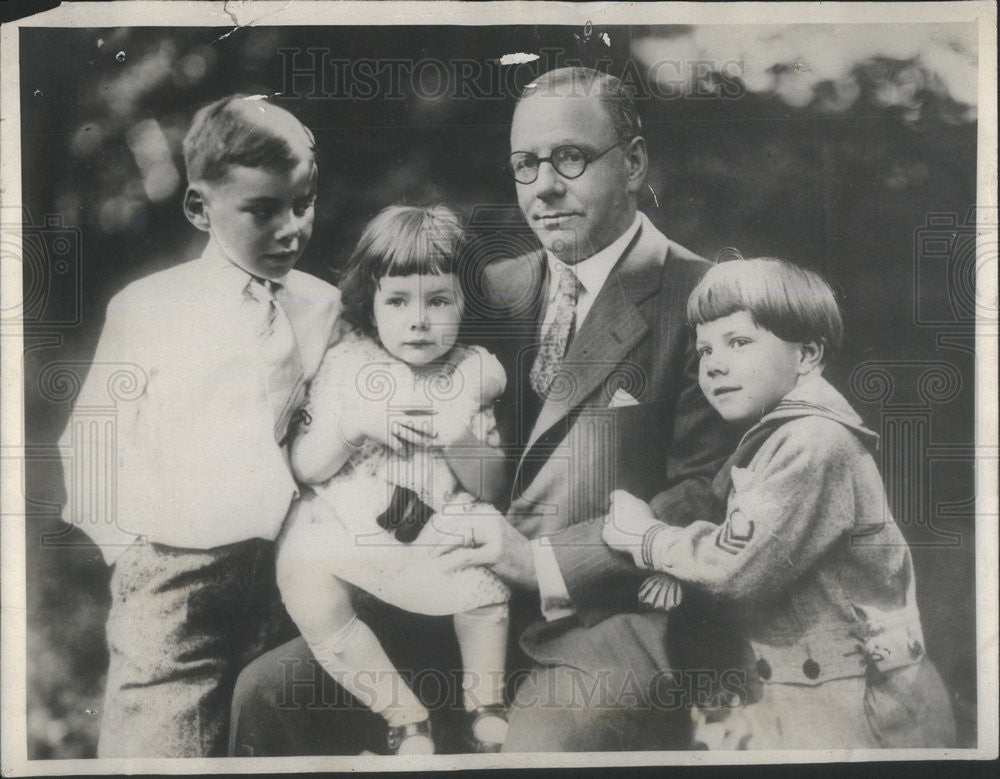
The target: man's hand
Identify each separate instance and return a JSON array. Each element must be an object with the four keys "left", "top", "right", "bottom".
[
  {"left": 601, "top": 489, "right": 662, "bottom": 567},
  {"left": 431, "top": 511, "right": 538, "bottom": 590}
]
